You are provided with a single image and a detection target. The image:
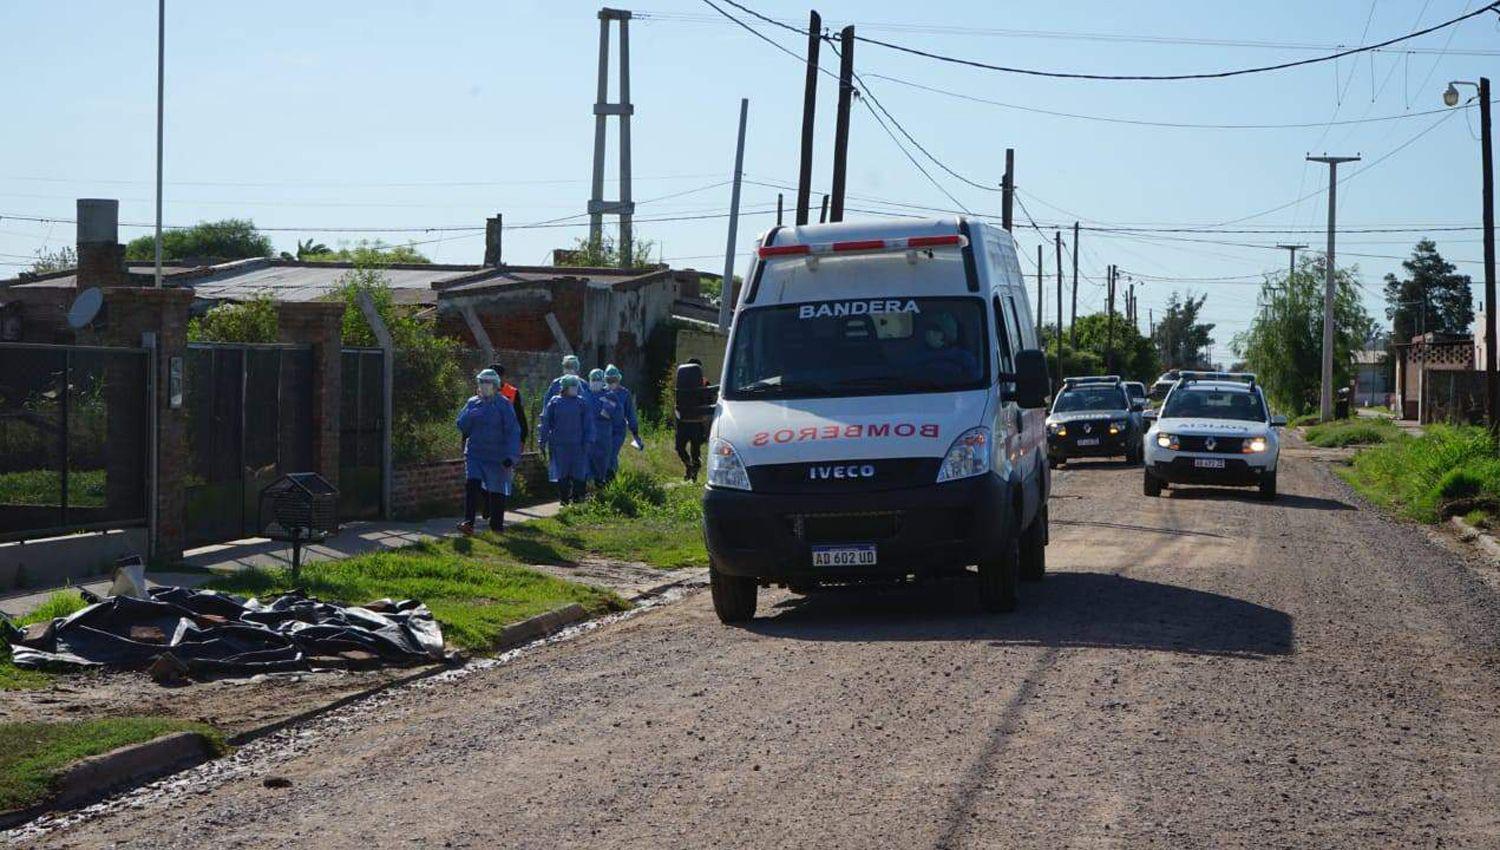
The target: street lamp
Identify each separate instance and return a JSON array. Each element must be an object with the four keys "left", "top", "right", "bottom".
[{"left": 1444, "top": 78, "right": 1496, "bottom": 437}]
